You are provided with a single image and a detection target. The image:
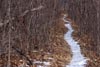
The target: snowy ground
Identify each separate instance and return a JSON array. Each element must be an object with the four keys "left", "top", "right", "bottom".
[
  {"left": 63, "top": 14, "right": 88, "bottom": 67},
  {"left": 18, "top": 60, "right": 51, "bottom": 67}
]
